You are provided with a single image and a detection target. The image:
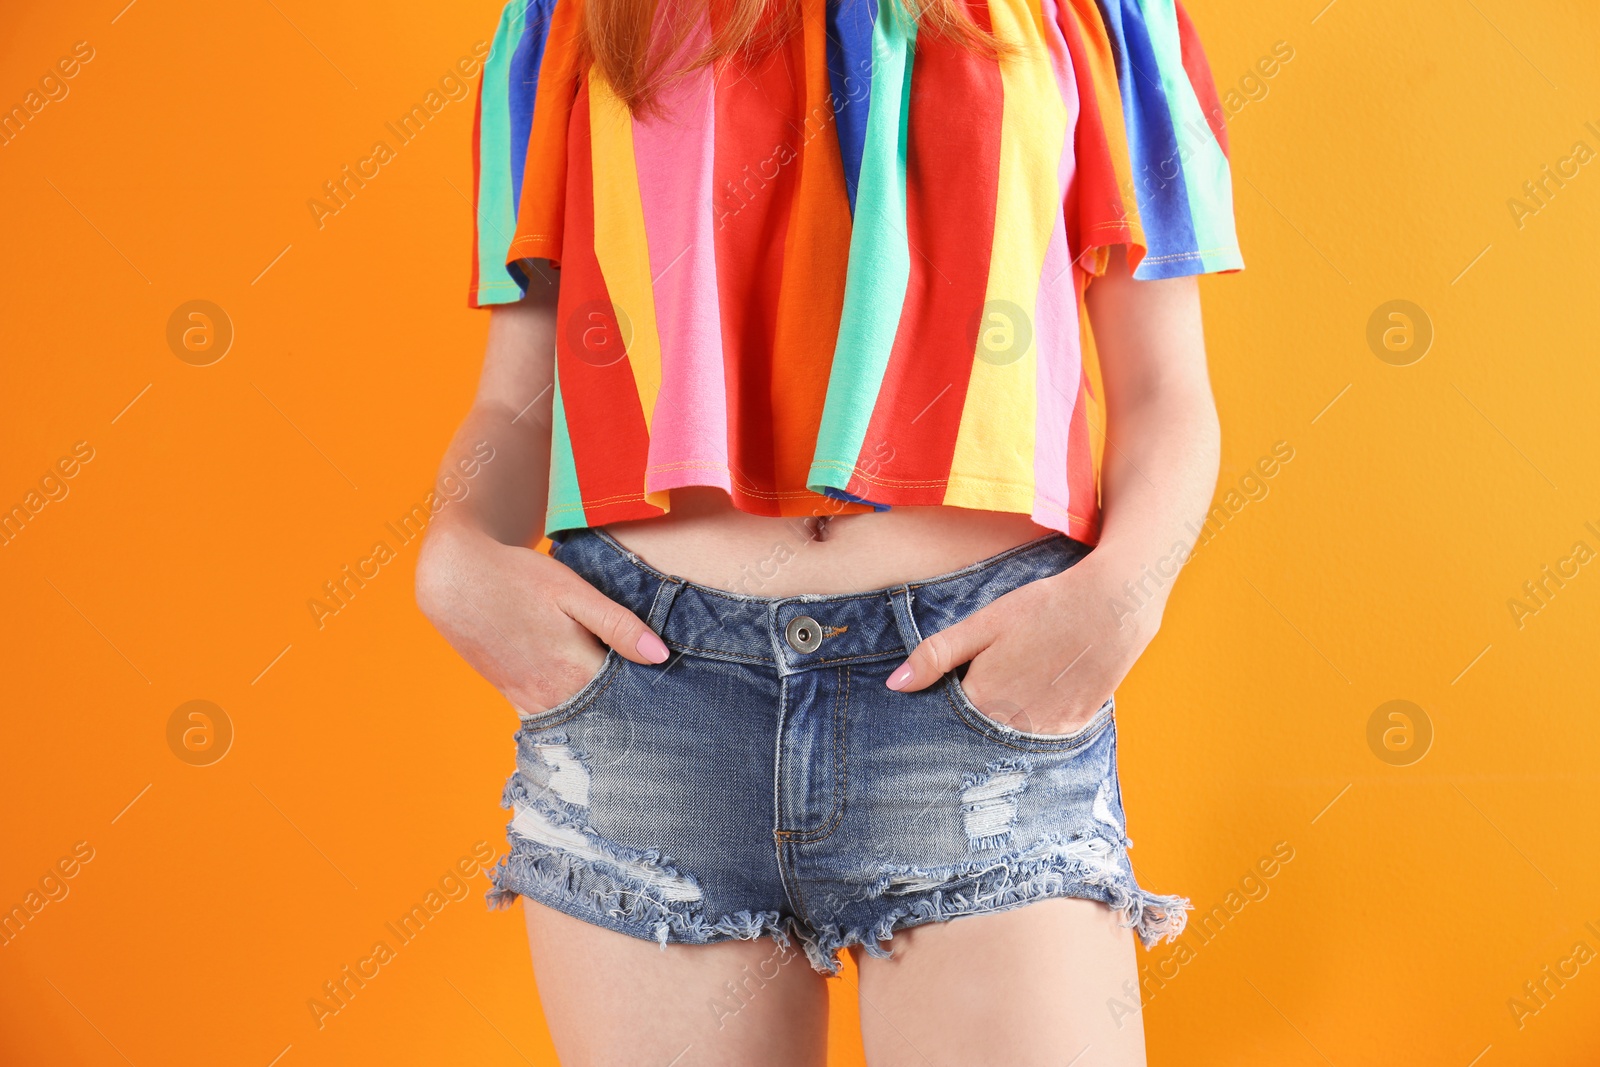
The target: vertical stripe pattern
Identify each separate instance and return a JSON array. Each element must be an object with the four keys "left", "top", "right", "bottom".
[{"left": 469, "top": 0, "right": 1243, "bottom": 543}]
